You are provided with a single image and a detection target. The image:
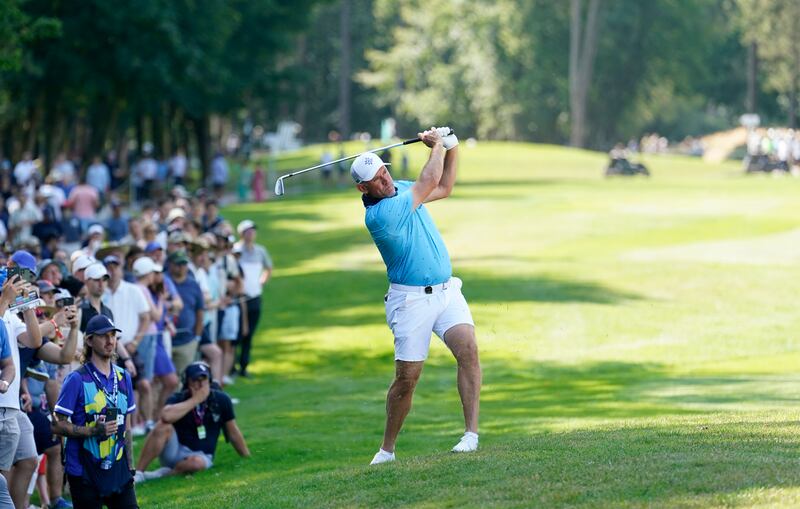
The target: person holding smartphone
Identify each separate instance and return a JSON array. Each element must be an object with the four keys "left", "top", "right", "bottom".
[{"left": 52, "top": 315, "right": 138, "bottom": 509}]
